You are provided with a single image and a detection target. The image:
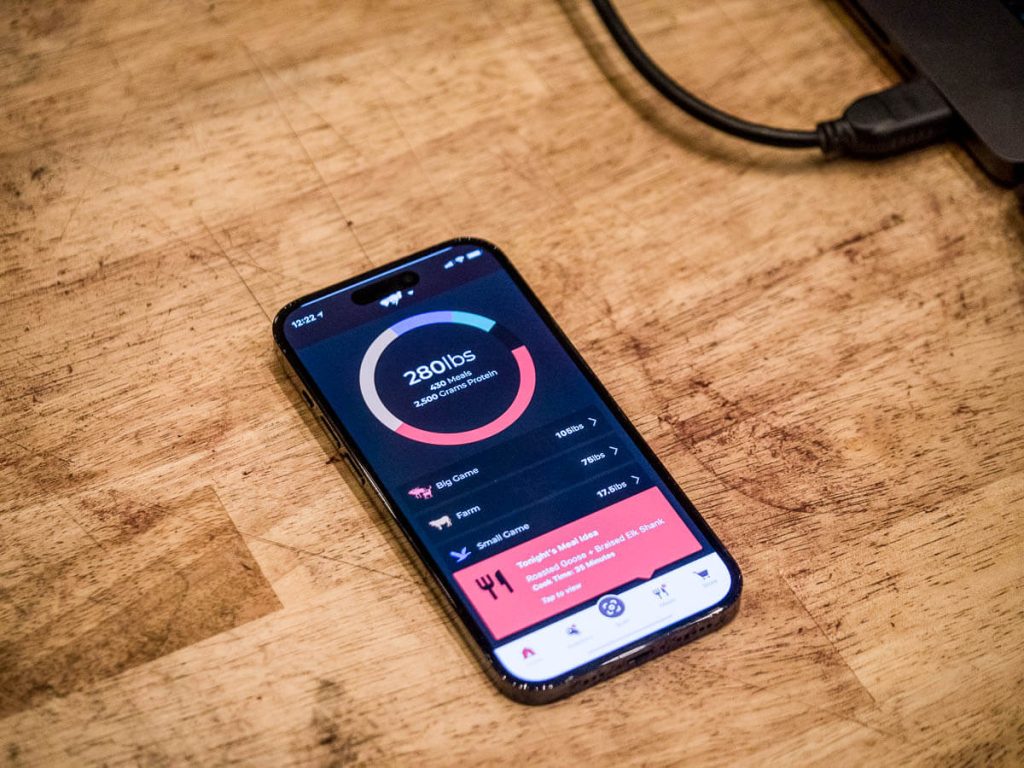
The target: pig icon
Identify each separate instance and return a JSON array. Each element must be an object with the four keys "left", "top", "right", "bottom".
[{"left": 408, "top": 485, "right": 433, "bottom": 500}]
